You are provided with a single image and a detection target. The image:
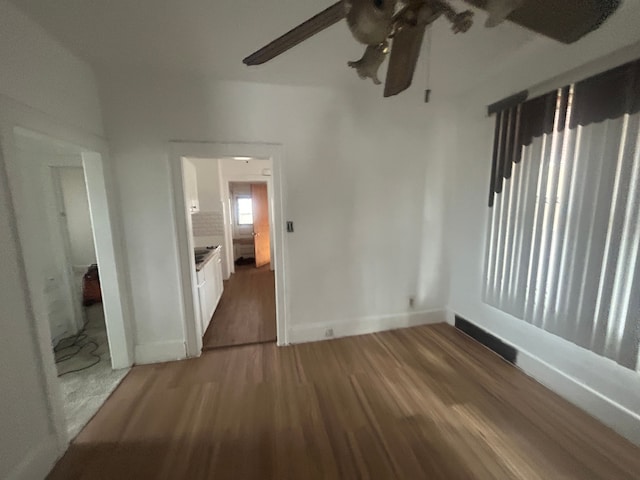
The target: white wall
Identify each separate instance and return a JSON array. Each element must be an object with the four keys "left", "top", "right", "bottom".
[
  {"left": 445, "top": 43, "right": 640, "bottom": 444},
  {"left": 12, "top": 147, "right": 85, "bottom": 344},
  {"left": 219, "top": 158, "right": 273, "bottom": 177},
  {"left": 59, "top": 167, "right": 97, "bottom": 266},
  {"left": 0, "top": 149, "right": 59, "bottom": 480},
  {"left": 98, "top": 72, "right": 448, "bottom": 359},
  {"left": 0, "top": 1, "right": 105, "bottom": 478},
  {"left": 58, "top": 166, "right": 98, "bottom": 328},
  {"left": 0, "top": 1, "right": 103, "bottom": 135}
]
